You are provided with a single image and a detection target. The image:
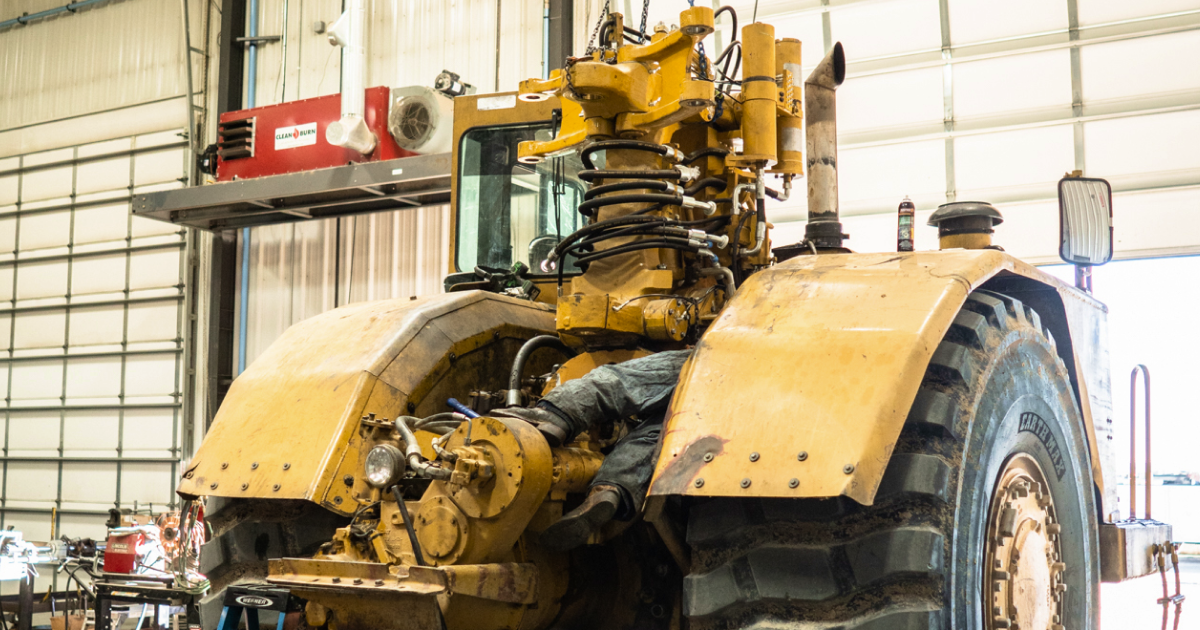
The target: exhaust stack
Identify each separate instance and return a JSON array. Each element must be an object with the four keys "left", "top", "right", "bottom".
[{"left": 804, "top": 42, "right": 847, "bottom": 249}]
